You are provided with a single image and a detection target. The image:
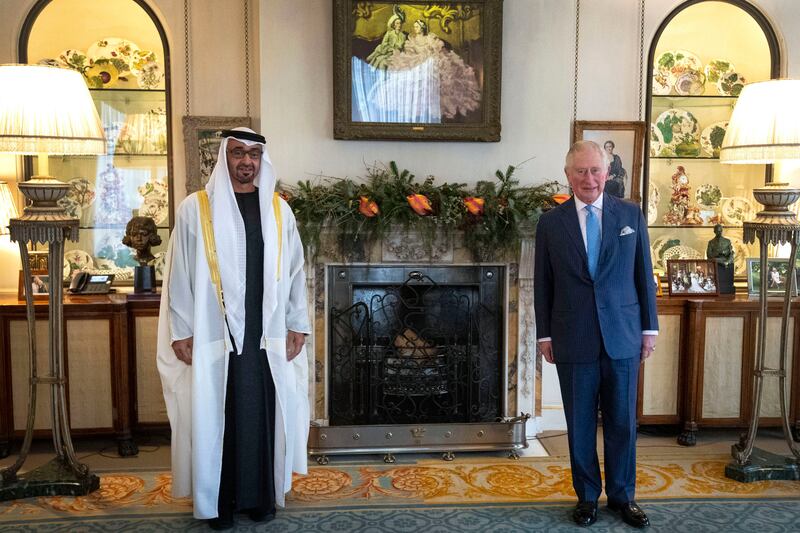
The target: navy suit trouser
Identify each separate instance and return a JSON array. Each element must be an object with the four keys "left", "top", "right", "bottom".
[{"left": 556, "top": 348, "right": 640, "bottom": 504}]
